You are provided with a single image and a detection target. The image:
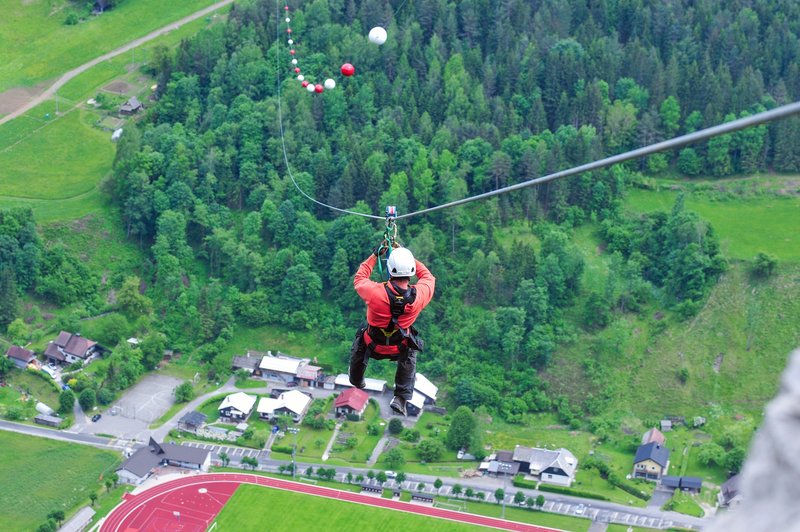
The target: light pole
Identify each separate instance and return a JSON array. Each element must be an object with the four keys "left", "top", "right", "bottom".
[
  {"left": 499, "top": 463, "right": 511, "bottom": 519},
  {"left": 288, "top": 427, "right": 299, "bottom": 479}
]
